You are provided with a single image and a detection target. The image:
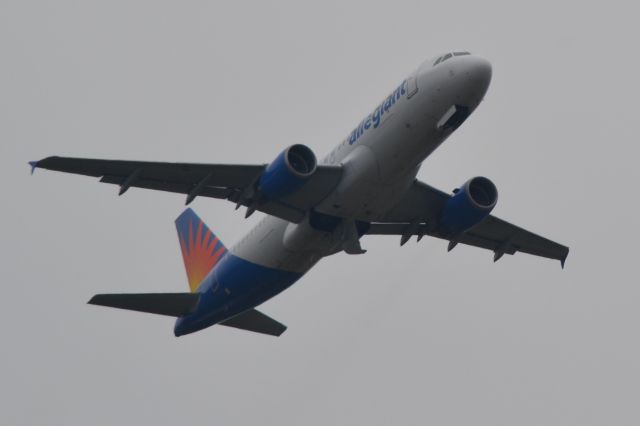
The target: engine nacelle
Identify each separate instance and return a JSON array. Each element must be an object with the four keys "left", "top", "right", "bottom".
[
  {"left": 439, "top": 176, "right": 498, "bottom": 235},
  {"left": 258, "top": 144, "right": 317, "bottom": 199}
]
